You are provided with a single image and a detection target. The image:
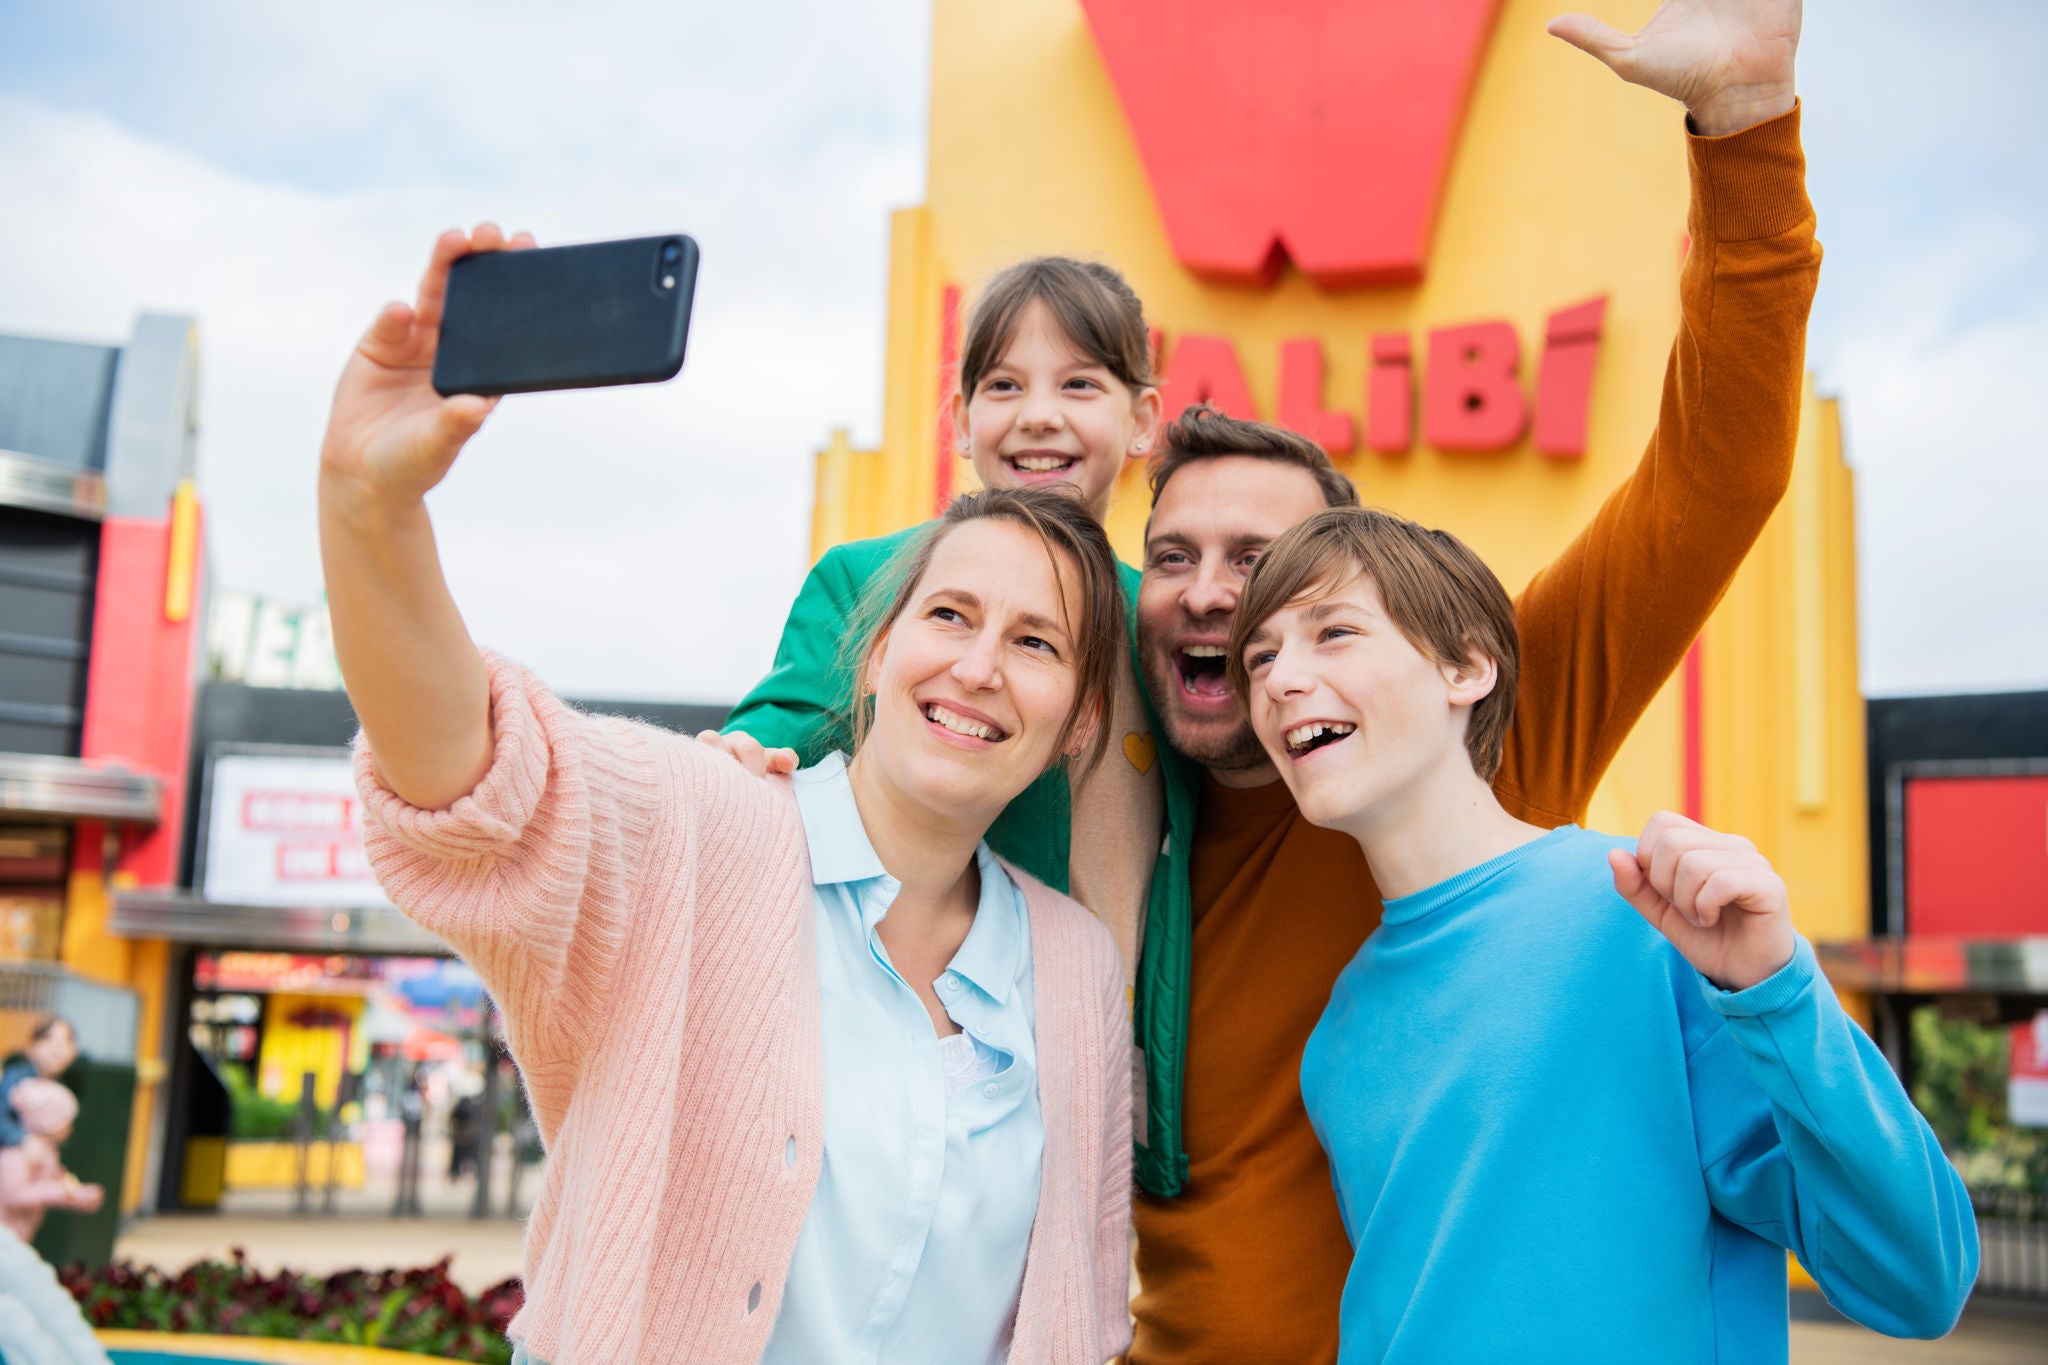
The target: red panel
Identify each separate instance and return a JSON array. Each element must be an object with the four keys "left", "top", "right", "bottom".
[
  {"left": 1423, "top": 321, "right": 1526, "bottom": 451},
  {"left": 1079, "top": 0, "right": 1504, "bottom": 288},
  {"left": 934, "top": 283, "right": 963, "bottom": 515},
  {"left": 73, "top": 513, "right": 206, "bottom": 888},
  {"left": 1904, "top": 775, "right": 2048, "bottom": 937},
  {"left": 1158, "top": 334, "right": 1258, "bottom": 422},
  {"left": 1278, "top": 339, "right": 1356, "bottom": 453}
]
